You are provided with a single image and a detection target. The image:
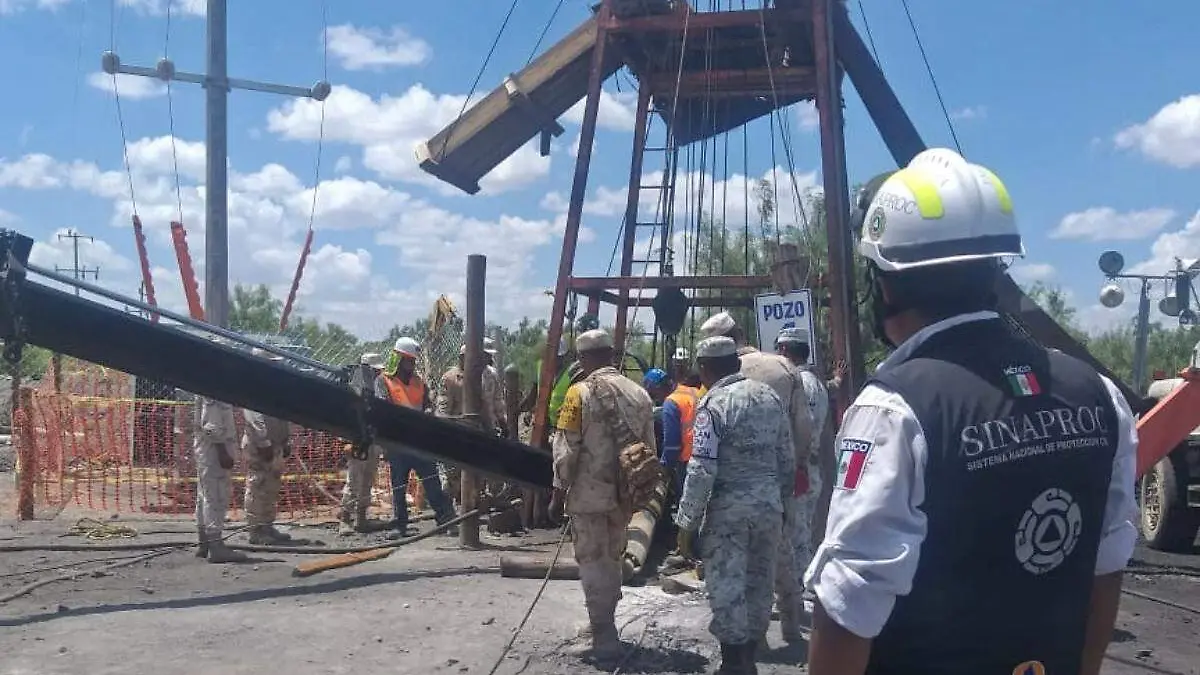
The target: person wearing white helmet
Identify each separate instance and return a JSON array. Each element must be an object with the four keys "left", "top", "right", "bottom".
[
  {"left": 803, "top": 149, "right": 1137, "bottom": 675},
  {"left": 376, "top": 336, "right": 457, "bottom": 538},
  {"left": 338, "top": 352, "right": 386, "bottom": 535}
]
